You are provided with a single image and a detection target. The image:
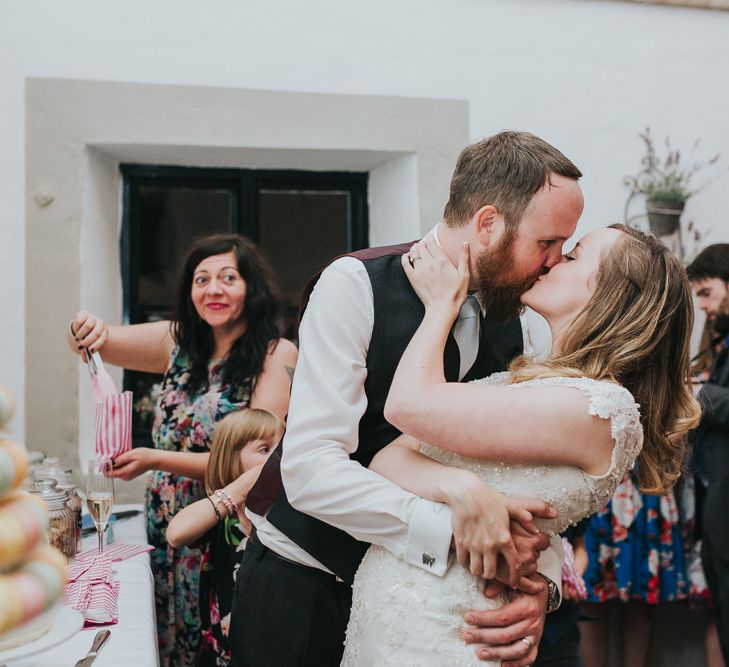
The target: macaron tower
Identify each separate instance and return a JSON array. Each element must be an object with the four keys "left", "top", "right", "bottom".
[{"left": 0, "top": 386, "right": 68, "bottom": 650}]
